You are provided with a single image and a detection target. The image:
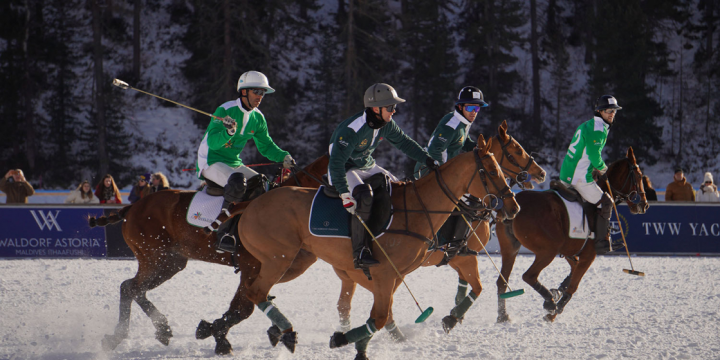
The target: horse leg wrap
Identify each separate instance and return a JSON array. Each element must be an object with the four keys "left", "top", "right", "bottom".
[
  {"left": 532, "top": 282, "right": 557, "bottom": 313},
  {"left": 455, "top": 279, "right": 469, "bottom": 306},
  {"left": 497, "top": 295, "right": 510, "bottom": 323},
  {"left": 556, "top": 292, "right": 573, "bottom": 314},
  {"left": 258, "top": 301, "right": 292, "bottom": 332},
  {"left": 385, "top": 320, "right": 406, "bottom": 342},
  {"left": 450, "top": 291, "right": 478, "bottom": 320},
  {"left": 354, "top": 335, "right": 373, "bottom": 353},
  {"left": 345, "top": 318, "right": 377, "bottom": 344}
]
